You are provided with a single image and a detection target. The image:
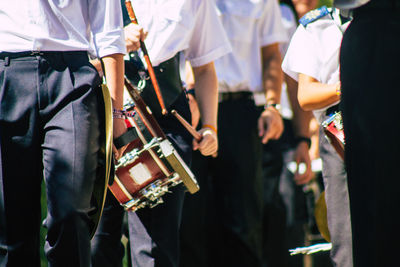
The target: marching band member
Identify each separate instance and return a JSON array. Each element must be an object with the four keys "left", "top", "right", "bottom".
[
  {"left": 91, "top": 1, "right": 231, "bottom": 267},
  {"left": 180, "top": 0, "right": 288, "bottom": 266},
  {"left": 282, "top": 6, "right": 353, "bottom": 267},
  {"left": 0, "top": 0, "right": 126, "bottom": 266},
  {"left": 261, "top": 1, "right": 315, "bottom": 266}
]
